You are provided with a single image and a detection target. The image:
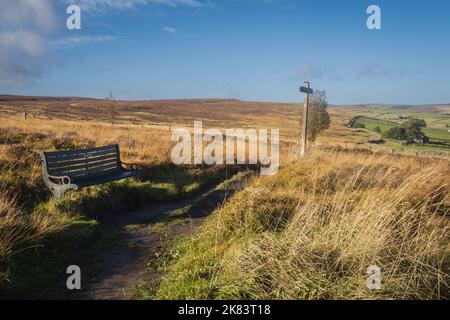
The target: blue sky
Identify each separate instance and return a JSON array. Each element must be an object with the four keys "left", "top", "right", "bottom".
[{"left": 1, "top": 0, "right": 450, "bottom": 104}]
